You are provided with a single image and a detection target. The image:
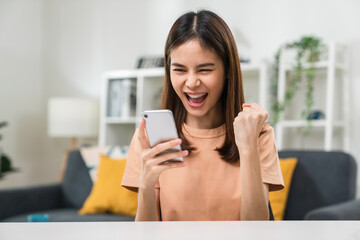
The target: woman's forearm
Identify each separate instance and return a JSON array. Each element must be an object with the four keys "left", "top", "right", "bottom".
[
  {"left": 239, "top": 142, "right": 269, "bottom": 220},
  {"left": 135, "top": 186, "right": 160, "bottom": 221}
]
